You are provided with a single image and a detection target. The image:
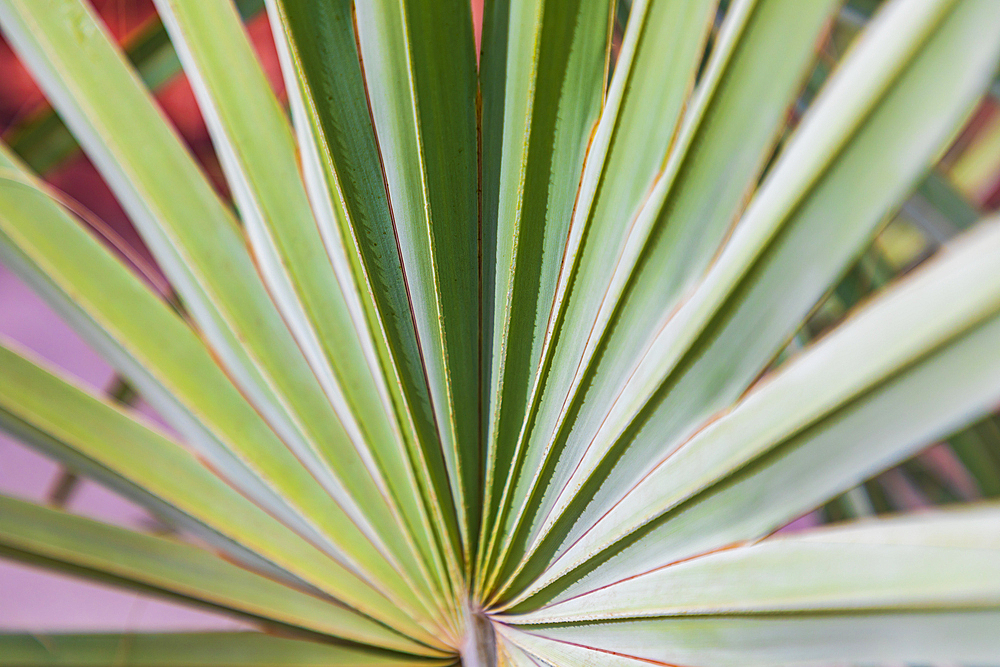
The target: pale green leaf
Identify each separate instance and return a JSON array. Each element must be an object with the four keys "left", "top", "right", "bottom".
[
  {"left": 0, "top": 495, "right": 430, "bottom": 655},
  {"left": 476, "top": 0, "right": 613, "bottom": 592},
  {"left": 508, "top": 503, "right": 1000, "bottom": 623},
  {"left": 0, "top": 0, "right": 438, "bottom": 624},
  {"left": 0, "top": 634, "right": 446, "bottom": 667},
  {"left": 152, "top": 0, "right": 443, "bottom": 621},
  {"left": 495, "top": 0, "right": 1000, "bottom": 602},
  {"left": 353, "top": 0, "right": 481, "bottom": 557},
  {"left": 264, "top": 0, "right": 464, "bottom": 609},
  {"left": 488, "top": 0, "right": 839, "bottom": 594},
  {"left": 510, "top": 216, "right": 1000, "bottom": 604},
  {"left": 0, "top": 0, "right": 998, "bottom": 663},
  {"left": 496, "top": 638, "right": 542, "bottom": 667},
  {"left": 500, "top": 611, "right": 1000, "bottom": 666},
  {"left": 0, "top": 0, "right": 332, "bottom": 494},
  {"left": 486, "top": 0, "right": 719, "bottom": 591},
  {"left": 0, "top": 340, "right": 443, "bottom": 649},
  {"left": 0, "top": 147, "right": 440, "bottom": 639}
]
